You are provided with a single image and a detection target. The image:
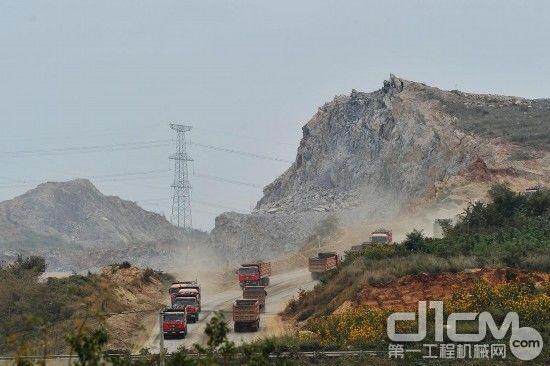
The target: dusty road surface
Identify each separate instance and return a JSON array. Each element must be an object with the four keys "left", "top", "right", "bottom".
[{"left": 144, "top": 268, "right": 316, "bottom": 353}]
